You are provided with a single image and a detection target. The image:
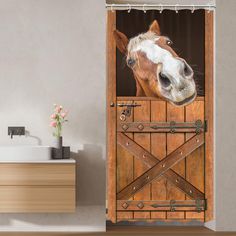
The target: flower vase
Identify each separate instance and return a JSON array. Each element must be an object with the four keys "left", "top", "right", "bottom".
[
  {"left": 53, "top": 136, "right": 63, "bottom": 159},
  {"left": 54, "top": 136, "right": 63, "bottom": 149}
]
